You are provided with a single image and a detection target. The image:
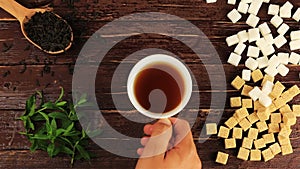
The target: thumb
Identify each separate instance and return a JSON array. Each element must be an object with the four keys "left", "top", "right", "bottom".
[{"left": 140, "top": 119, "right": 173, "bottom": 159}]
